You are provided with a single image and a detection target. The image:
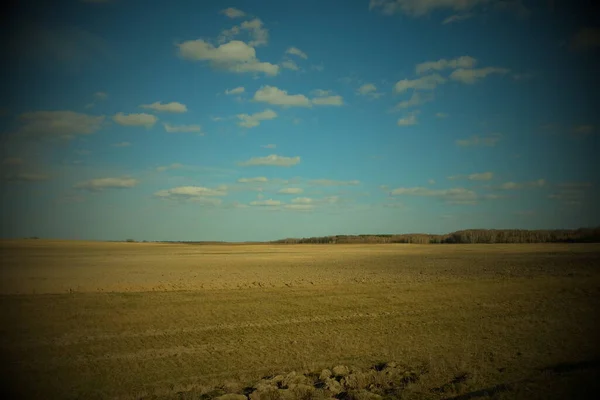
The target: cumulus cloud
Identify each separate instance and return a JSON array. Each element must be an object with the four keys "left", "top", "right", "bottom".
[
  {"left": 415, "top": 56, "right": 477, "bottom": 75},
  {"left": 163, "top": 123, "right": 202, "bottom": 133},
  {"left": 456, "top": 134, "right": 502, "bottom": 147},
  {"left": 249, "top": 199, "right": 281, "bottom": 206},
  {"left": 14, "top": 111, "right": 105, "bottom": 139},
  {"left": 393, "top": 92, "right": 433, "bottom": 110},
  {"left": 220, "top": 7, "right": 246, "bottom": 18},
  {"left": 237, "top": 176, "right": 269, "bottom": 183},
  {"left": 394, "top": 74, "right": 446, "bottom": 93},
  {"left": 156, "top": 163, "right": 184, "bottom": 172},
  {"left": 236, "top": 109, "right": 277, "bottom": 128},
  {"left": 356, "top": 83, "right": 385, "bottom": 99},
  {"left": 286, "top": 46, "right": 308, "bottom": 59},
  {"left": 435, "top": 112, "right": 449, "bottom": 118},
  {"left": 312, "top": 95, "right": 344, "bottom": 106},
  {"left": 284, "top": 204, "right": 314, "bottom": 211},
  {"left": 112, "top": 142, "right": 131, "bottom": 147},
  {"left": 442, "top": 13, "right": 474, "bottom": 24},
  {"left": 261, "top": 144, "right": 276, "bottom": 149},
  {"left": 225, "top": 86, "right": 245, "bottom": 95},
  {"left": 140, "top": 101, "right": 187, "bottom": 113},
  {"left": 94, "top": 91, "right": 108, "bottom": 100},
  {"left": 448, "top": 172, "right": 494, "bottom": 181},
  {"left": 281, "top": 60, "right": 299, "bottom": 70},
  {"left": 389, "top": 186, "right": 479, "bottom": 204},
  {"left": 499, "top": 179, "right": 545, "bottom": 190},
  {"left": 177, "top": 39, "right": 279, "bottom": 76},
  {"left": 278, "top": 187, "right": 303, "bottom": 194},
  {"left": 369, "top": 0, "right": 488, "bottom": 17},
  {"left": 308, "top": 179, "right": 360, "bottom": 186},
  {"left": 291, "top": 197, "right": 315, "bottom": 204},
  {"left": 218, "top": 18, "right": 269, "bottom": 47},
  {"left": 113, "top": 112, "right": 157, "bottom": 128},
  {"left": 397, "top": 114, "right": 418, "bottom": 126},
  {"left": 450, "top": 67, "right": 510, "bottom": 84},
  {"left": 253, "top": 86, "right": 311, "bottom": 107},
  {"left": 74, "top": 177, "right": 139, "bottom": 191},
  {"left": 238, "top": 154, "right": 301, "bottom": 167},
  {"left": 154, "top": 185, "right": 228, "bottom": 201}
]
